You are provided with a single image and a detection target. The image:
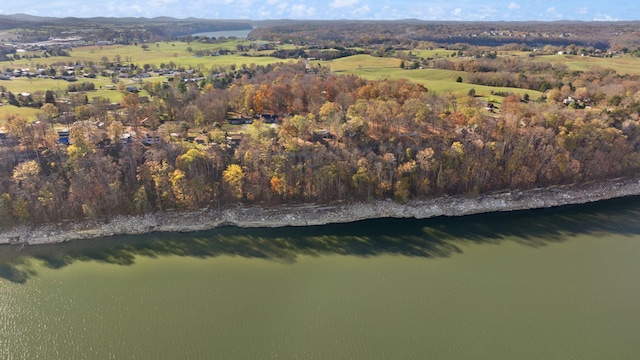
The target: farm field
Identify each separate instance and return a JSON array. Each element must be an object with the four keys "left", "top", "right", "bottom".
[
  {"left": 323, "top": 55, "right": 541, "bottom": 100},
  {"left": 527, "top": 53, "right": 640, "bottom": 75}
]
